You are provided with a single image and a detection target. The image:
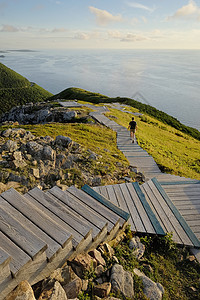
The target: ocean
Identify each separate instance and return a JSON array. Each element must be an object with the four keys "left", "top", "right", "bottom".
[{"left": 1, "top": 49, "right": 200, "bottom": 131}]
